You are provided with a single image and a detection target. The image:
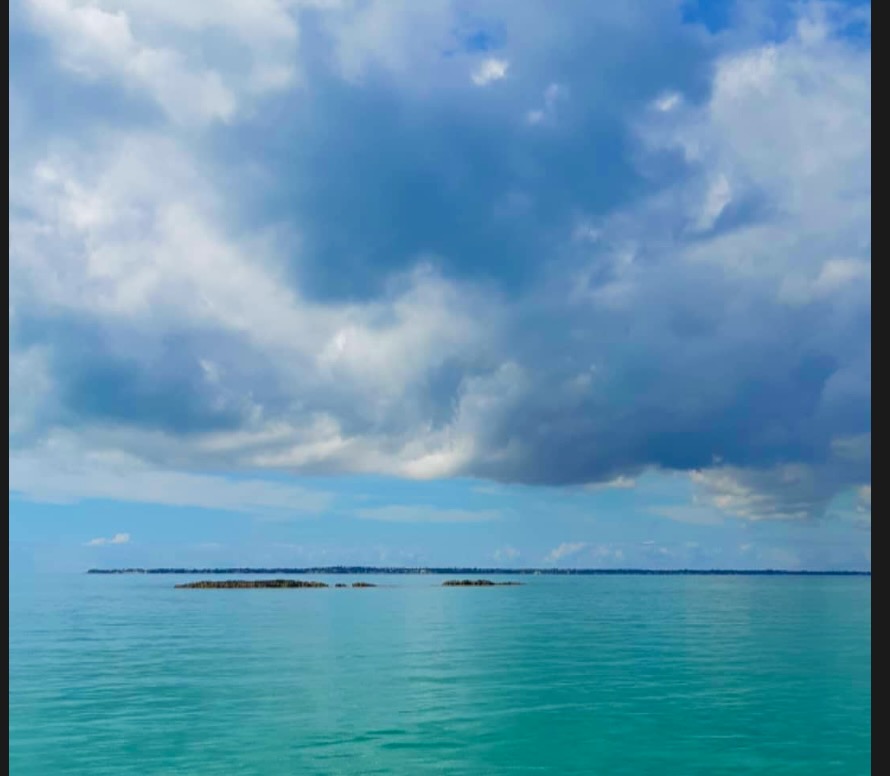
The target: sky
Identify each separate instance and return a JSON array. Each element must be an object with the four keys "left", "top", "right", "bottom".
[{"left": 9, "top": 0, "right": 871, "bottom": 572}]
